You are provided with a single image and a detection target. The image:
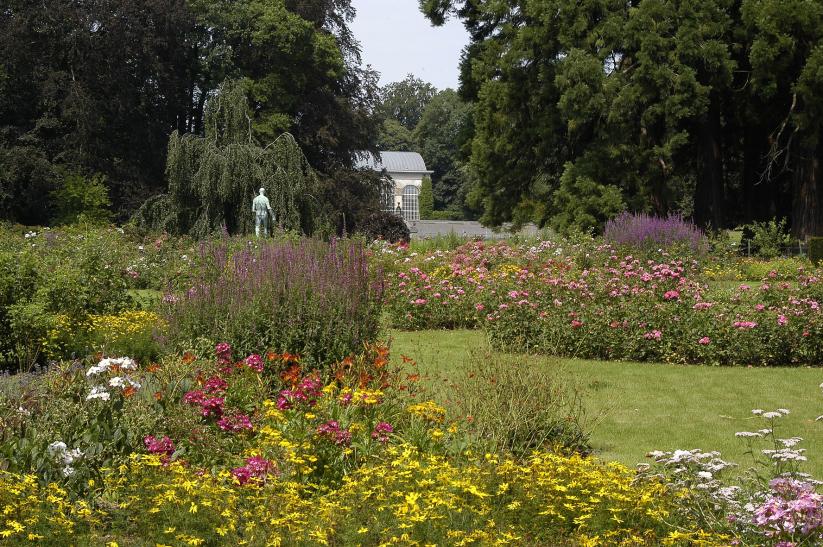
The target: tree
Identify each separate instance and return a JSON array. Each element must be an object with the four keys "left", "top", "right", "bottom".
[
  {"left": 0, "top": 0, "right": 382, "bottom": 225},
  {"left": 419, "top": 176, "right": 434, "bottom": 219},
  {"left": 414, "top": 89, "right": 474, "bottom": 212},
  {"left": 376, "top": 119, "right": 416, "bottom": 152},
  {"left": 133, "top": 81, "right": 321, "bottom": 237},
  {"left": 421, "top": 0, "right": 822, "bottom": 236},
  {"left": 376, "top": 74, "right": 437, "bottom": 131},
  {"left": 0, "top": 0, "right": 196, "bottom": 220}
]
